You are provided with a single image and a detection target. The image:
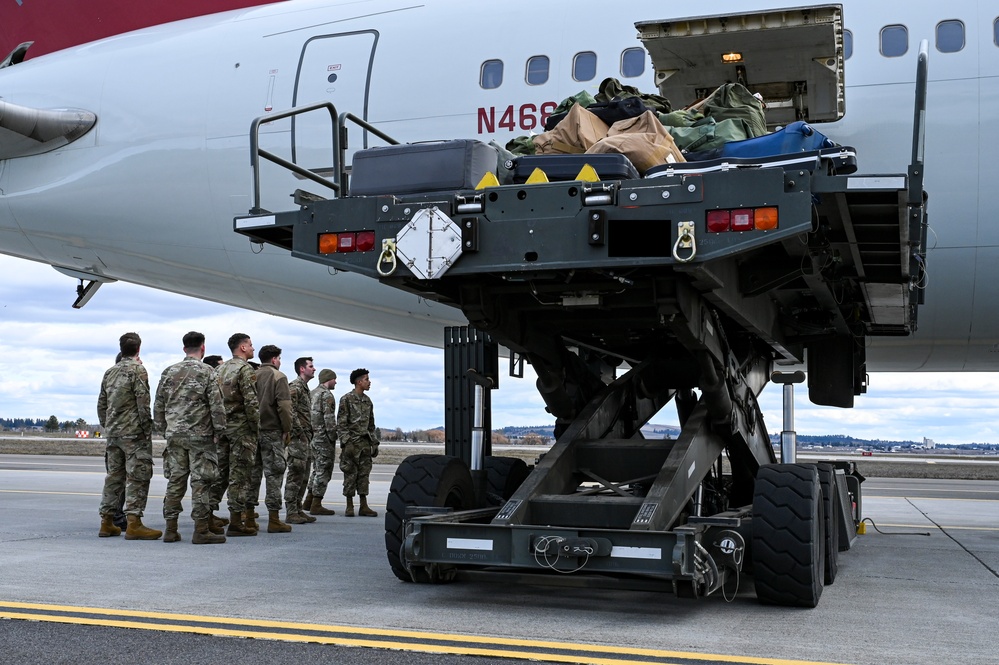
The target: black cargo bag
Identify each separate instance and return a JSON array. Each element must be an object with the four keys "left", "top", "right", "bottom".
[
  {"left": 543, "top": 97, "right": 648, "bottom": 132},
  {"left": 511, "top": 154, "right": 639, "bottom": 183},
  {"left": 350, "top": 140, "right": 497, "bottom": 196}
]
